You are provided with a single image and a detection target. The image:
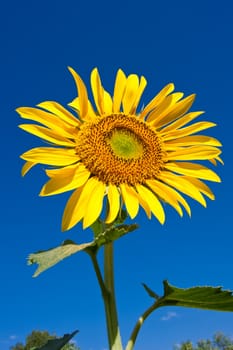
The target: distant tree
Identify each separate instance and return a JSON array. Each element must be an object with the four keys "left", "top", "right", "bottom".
[
  {"left": 25, "top": 330, "right": 55, "bottom": 350},
  {"left": 62, "top": 344, "right": 79, "bottom": 350},
  {"left": 213, "top": 333, "right": 233, "bottom": 350},
  {"left": 176, "top": 341, "right": 193, "bottom": 350},
  {"left": 174, "top": 333, "right": 233, "bottom": 350},
  {"left": 10, "top": 330, "right": 80, "bottom": 350},
  {"left": 10, "top": 344, "right": 24, "bottom": 350}
]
